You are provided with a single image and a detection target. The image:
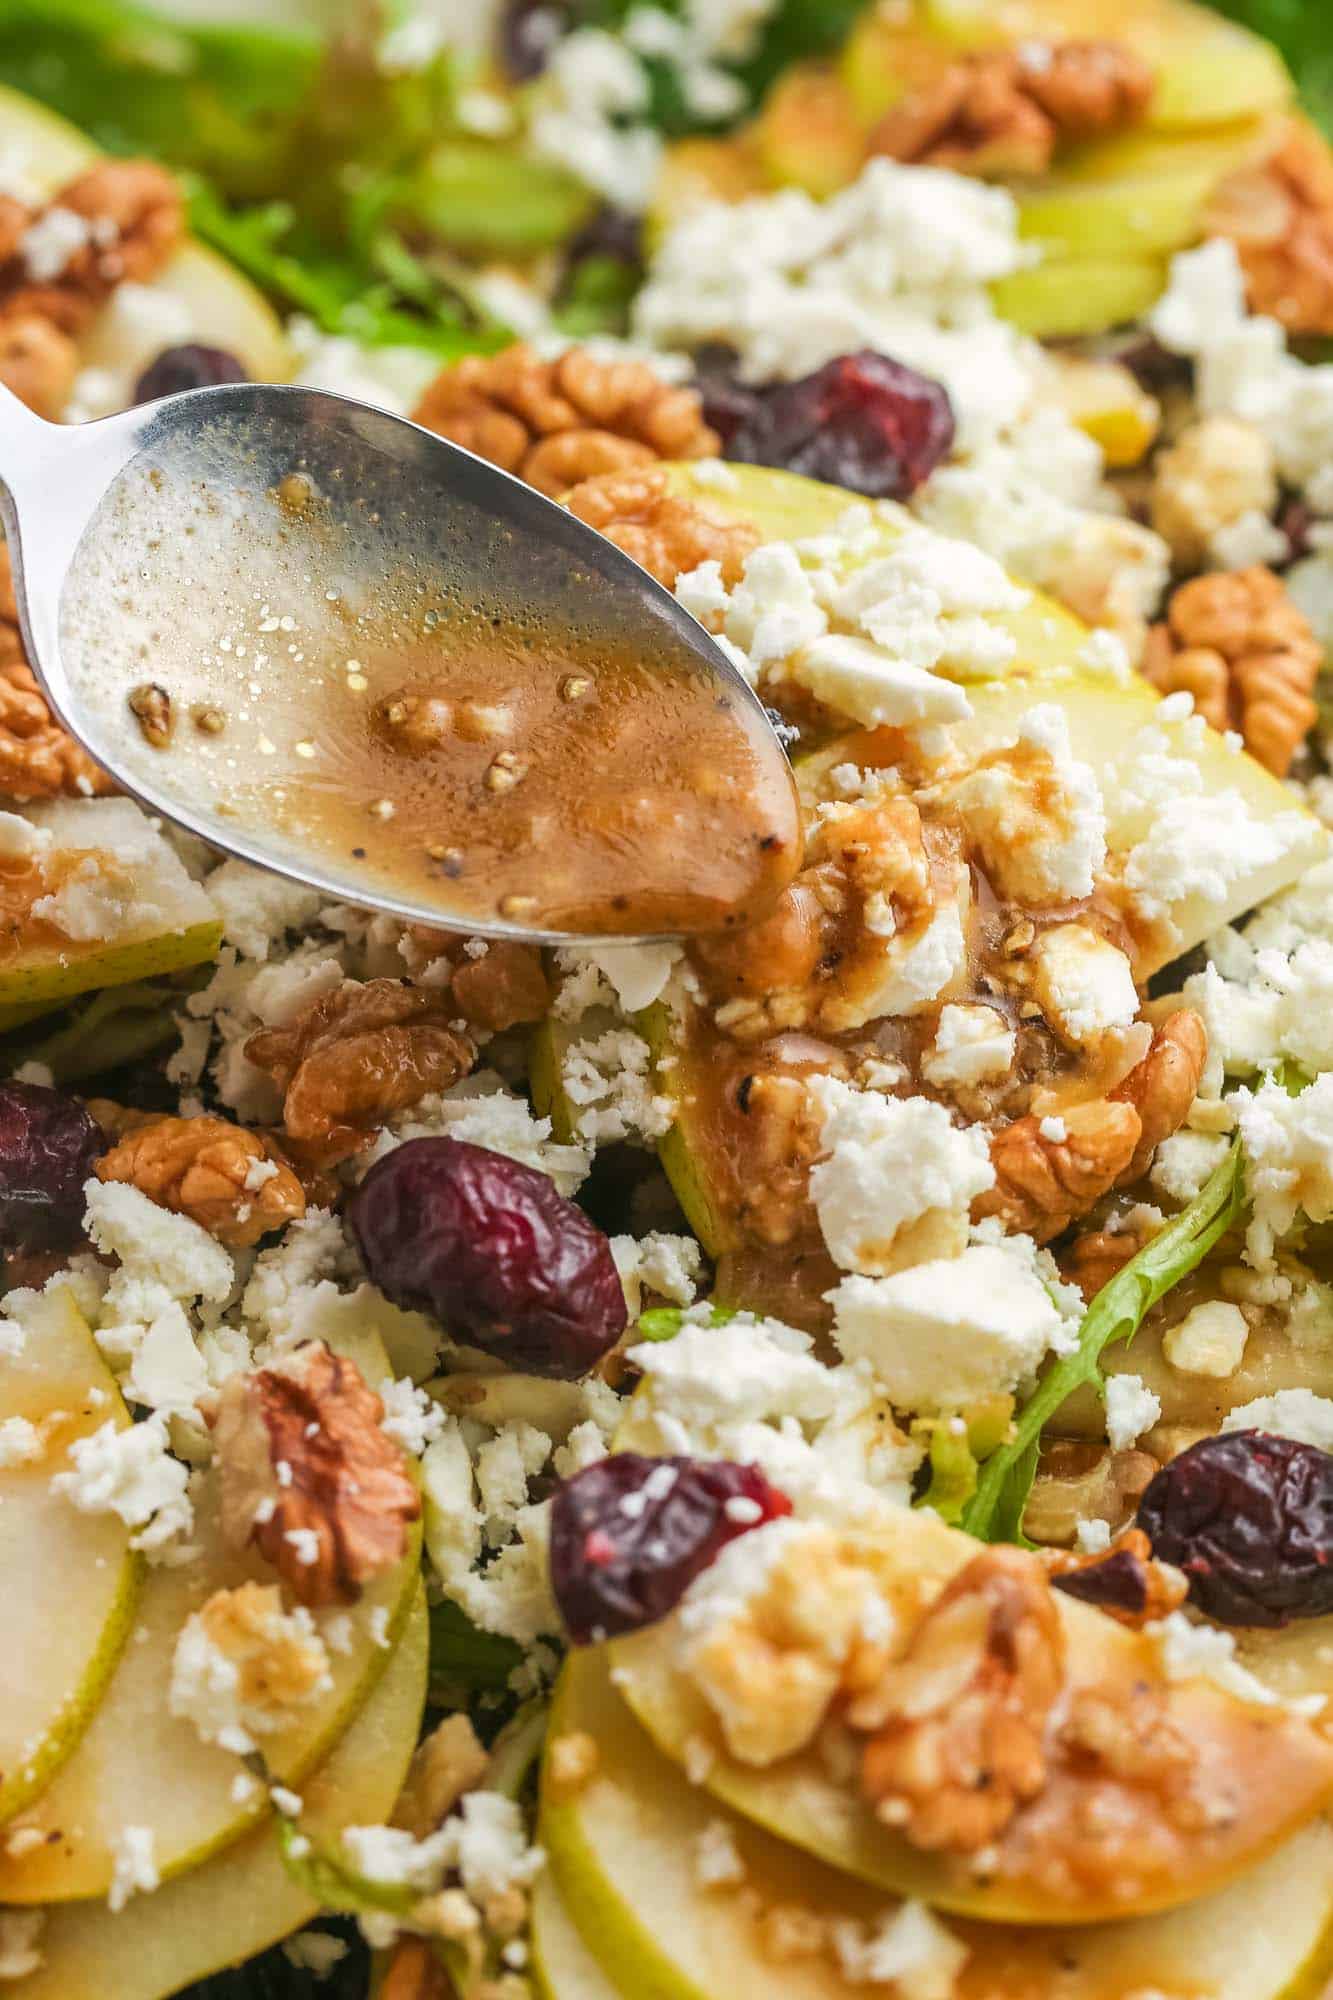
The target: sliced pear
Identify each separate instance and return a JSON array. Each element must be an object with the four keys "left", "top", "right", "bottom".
[
  {"left": 750, "top": 63, "right": 872, "bottom": 196},
  {"left": 0, "top": 80, "right": 290, "bottom": 383},
  {"left": 607, "top": 1499, "right": 1333, "bottom": 1923},
  {"left": 0, "top": 1283, "right": 139, "bottom": 1822},
  {"left": 545, "top": 1647, "right": 1333, "bottom": 2000},
  {"left": 991, "top": 254, "right": 1168, "bottom": 336},
  {"left": 0, "top": 1457, "right": 421, "bottom": 1903},
  {"left": 0, "top": 798, "right": 221, "bottom": 1023},
  {"left": 14, "top": 1586, "right": 427, "bottom": 2000}
]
